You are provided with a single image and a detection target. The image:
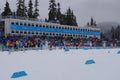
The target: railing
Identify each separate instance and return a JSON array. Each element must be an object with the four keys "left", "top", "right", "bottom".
[
  {"left": 1, "top": 16, "right": 44, "bottom": 22},
  {"left": 0, "top": 43, "right": 119, "bottom": 52}
]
